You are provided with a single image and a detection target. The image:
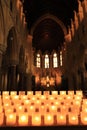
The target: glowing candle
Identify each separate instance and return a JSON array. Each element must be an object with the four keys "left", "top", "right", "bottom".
[
  {"left": 10, "top": 91, "right": 17, "bottom": 96},
  {"left": 27, "top": 105, "right": 35, "bottom": 114},
  {"left": 6, "top": 113, "right": 17, "bottom": 126},
  {"left": 76, "top": 91, "right": 83, "bottom": 97},
  {"left": 68, "top": 91, "right": 74, "bottom": 96},
  {"left": 5, "top": 106, "right": 14, "bottom": 115},
  {"left": 32, "top": 113, "right": 41, "bottom": 126},
  {"left": 68, "top": 113, "right": 79, "bottom": 125},
  {"left": 2, "top": 91, "right": 9, "bottom": 96},
  {"left": 44, "top": 113, "right": 54, "bottom": 125},
  {"left": 15, "top": 105, "right": 25, "bottom": 114},
  {"left": 80, "top": 112, "right": 87, "bottom": 125},
  {"left": 49, "top": 105, "right": 57, "bottom": 114},
  {"left": 57, "top": 113, "right": 66, "bottom": 125},
  {"left": 51, "top": 91, "right": 58, "bottom": 95},
  {"left": 0, "top": 113, "right": 4, "bottom": 126},
  {"left": 18, "top": 113, "right": 28, "bottom": 126}
]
